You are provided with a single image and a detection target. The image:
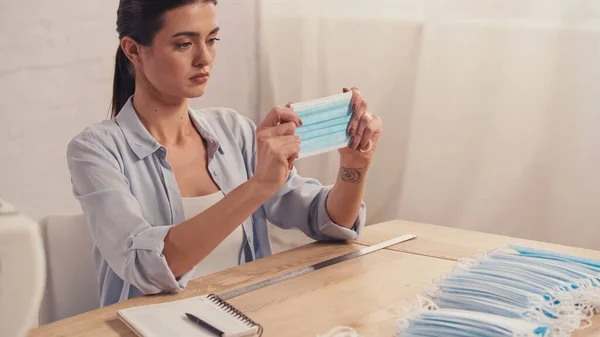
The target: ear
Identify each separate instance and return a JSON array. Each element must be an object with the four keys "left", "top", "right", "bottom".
[{"left": 120, "top": 37, "right": 143, "bottom": 66}]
